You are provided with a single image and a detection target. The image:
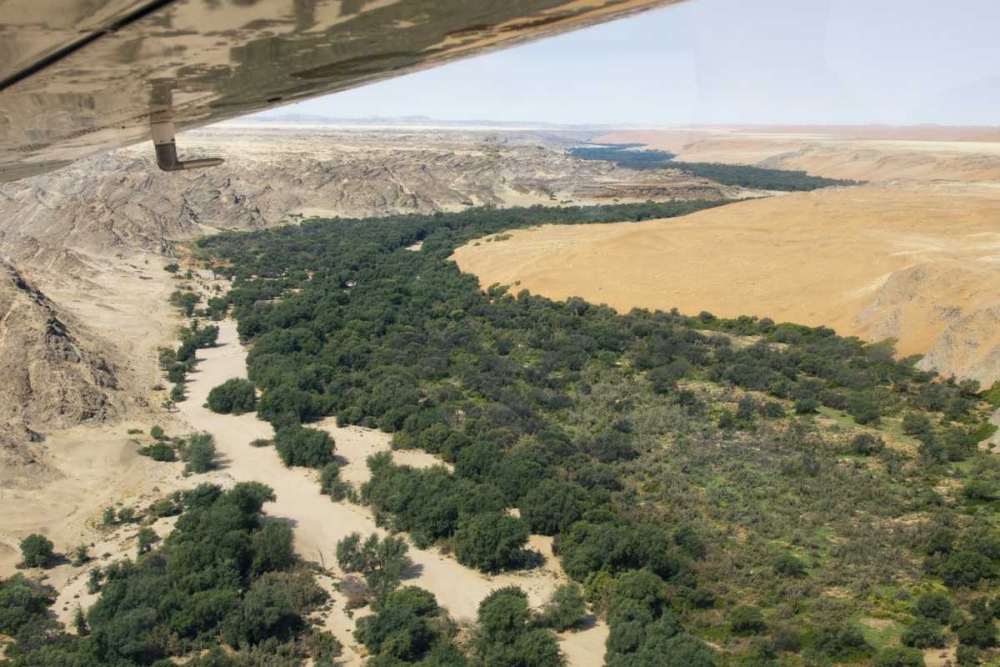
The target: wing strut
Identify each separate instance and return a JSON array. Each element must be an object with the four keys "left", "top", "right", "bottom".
[{"left": 149, "top": 85, "right": 223, "bottom": 172}]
